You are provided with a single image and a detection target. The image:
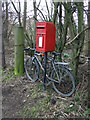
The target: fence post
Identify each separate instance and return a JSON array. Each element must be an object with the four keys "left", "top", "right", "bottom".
[{"left": 14, "top": 26, "right": 24, "bottom": 75}]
